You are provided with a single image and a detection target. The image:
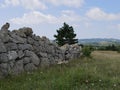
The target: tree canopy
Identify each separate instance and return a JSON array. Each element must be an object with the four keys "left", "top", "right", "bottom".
[{"left": 54, "top": 22, "right": 78, "bottom": 46}]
